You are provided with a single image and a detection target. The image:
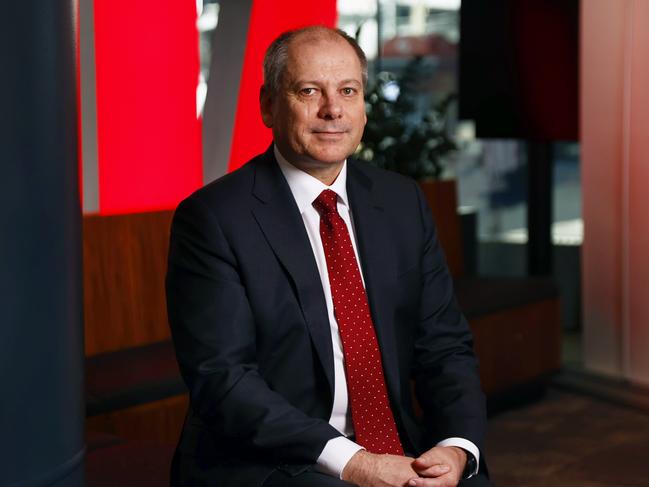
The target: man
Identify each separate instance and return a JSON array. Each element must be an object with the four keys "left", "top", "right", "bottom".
[{"left": 167, "top": 26, "right": 490, "bottom": 487}]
